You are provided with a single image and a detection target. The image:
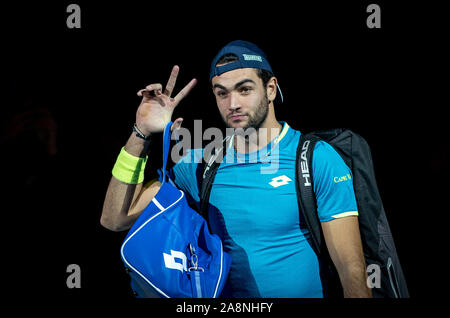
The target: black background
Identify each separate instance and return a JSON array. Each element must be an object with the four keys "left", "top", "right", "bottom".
[{"left": 2, "top": 0, "right": 447, "bottom": 311}]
